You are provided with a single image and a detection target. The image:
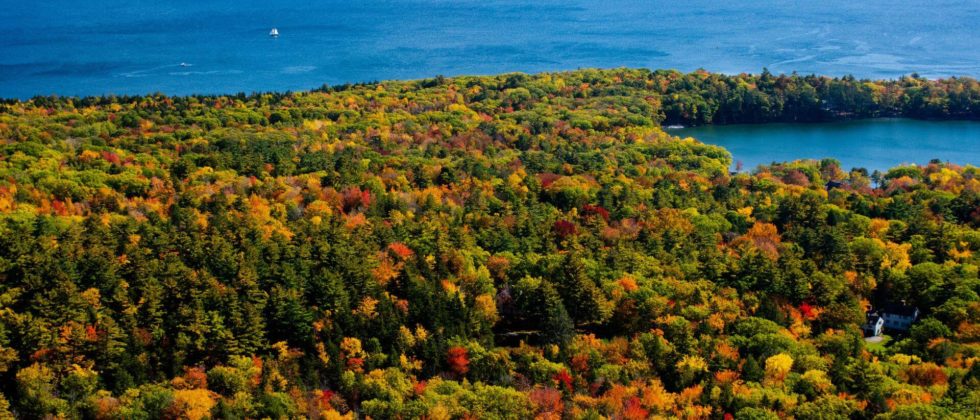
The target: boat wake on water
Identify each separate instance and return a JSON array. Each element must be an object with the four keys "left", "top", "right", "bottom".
[
  {"left": 168, "top": 69, "right": 244, "bottom": 76},
  {"left": 119, "top": 64, "right": 244, "bottom": 78}
]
